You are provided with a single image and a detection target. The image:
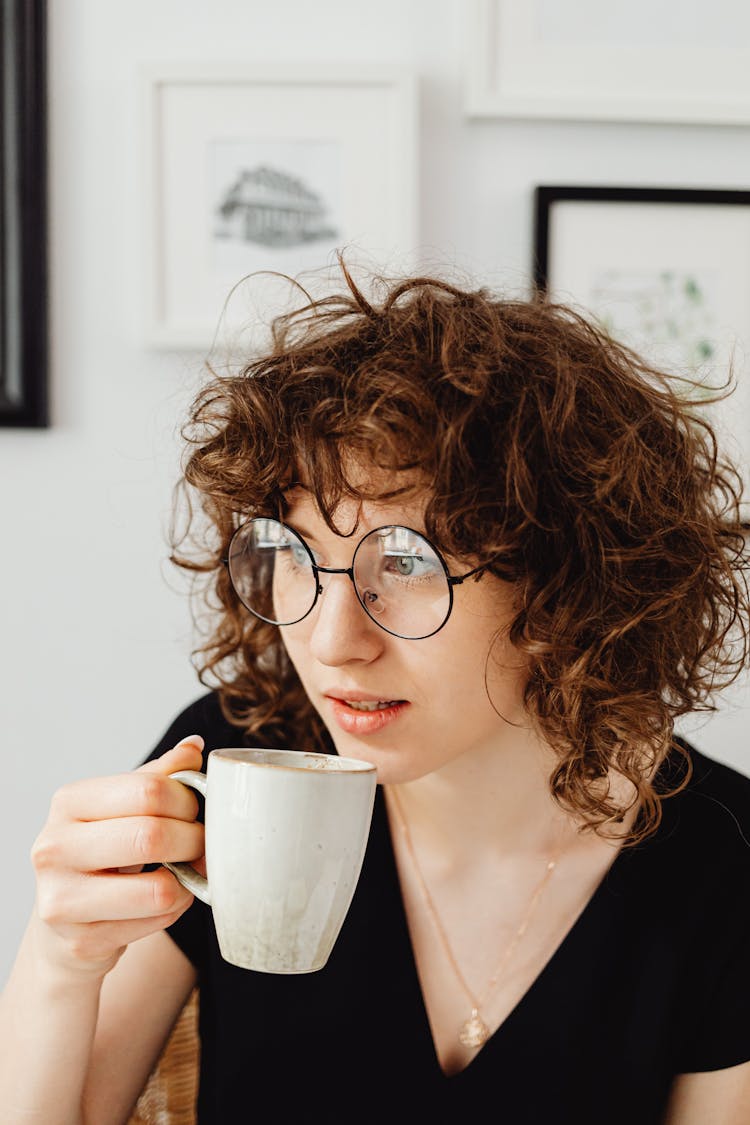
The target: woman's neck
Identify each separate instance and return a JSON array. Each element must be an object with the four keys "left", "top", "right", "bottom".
[{"left": 385, "top": 725, "right": 638, "bottom": 873}]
